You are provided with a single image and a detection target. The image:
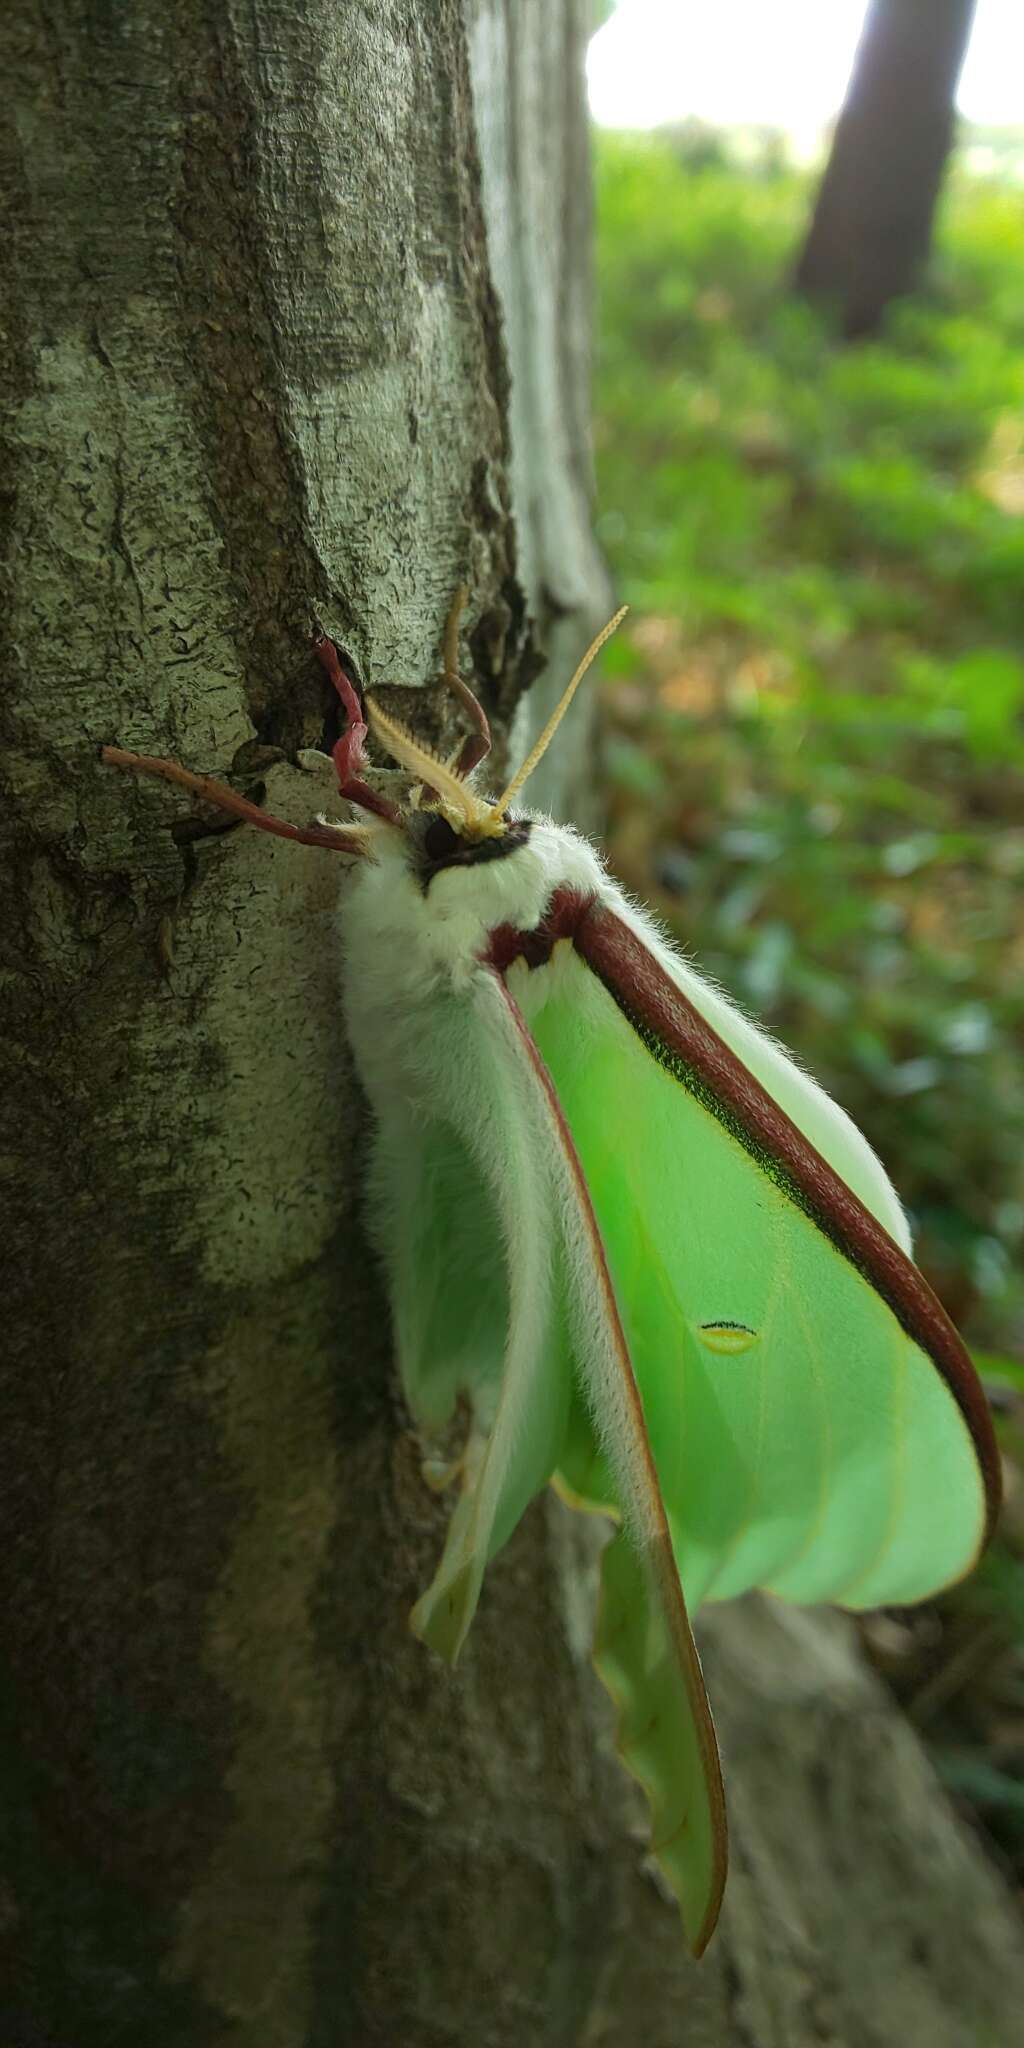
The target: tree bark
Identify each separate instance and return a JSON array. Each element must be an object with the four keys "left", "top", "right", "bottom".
[
  {"left": 794, "top": 0, "right": 977, "bottom": 337},
  {"left": 2, "top": 4, "right": 1023, "bottom": 2045}
]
